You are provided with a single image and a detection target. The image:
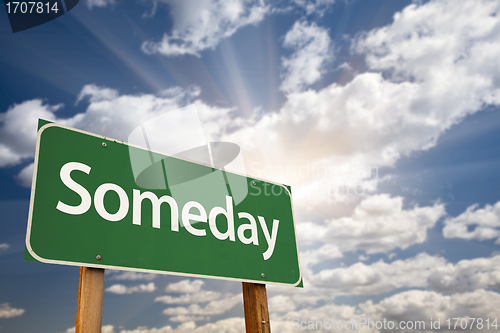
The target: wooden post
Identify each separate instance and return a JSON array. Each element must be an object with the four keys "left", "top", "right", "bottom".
[
  {"left": 242, "top": 282, "right": 271, "bottom": 333},
  {"left": 75, "top": 267, "right": 105, "bottom": 333}
]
